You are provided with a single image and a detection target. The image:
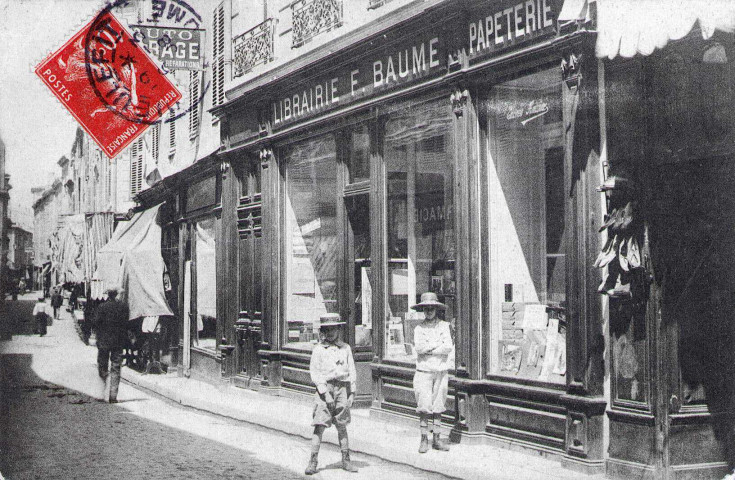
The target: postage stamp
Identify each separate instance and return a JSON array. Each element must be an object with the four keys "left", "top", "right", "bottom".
[{"left": 35, "top": 6, "right": 182, "bottom": 159}]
